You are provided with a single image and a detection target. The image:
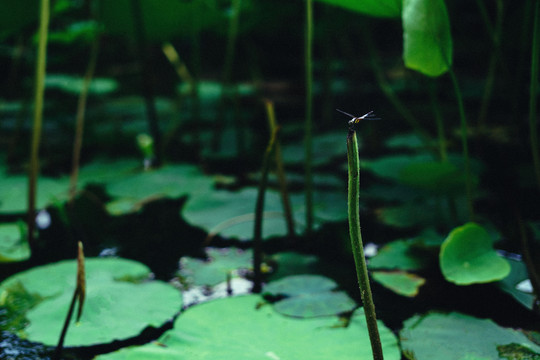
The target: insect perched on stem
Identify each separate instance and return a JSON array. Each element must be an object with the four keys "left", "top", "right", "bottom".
[{"left": 336, "top": 109, "right": 380, "bottom": 131}]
